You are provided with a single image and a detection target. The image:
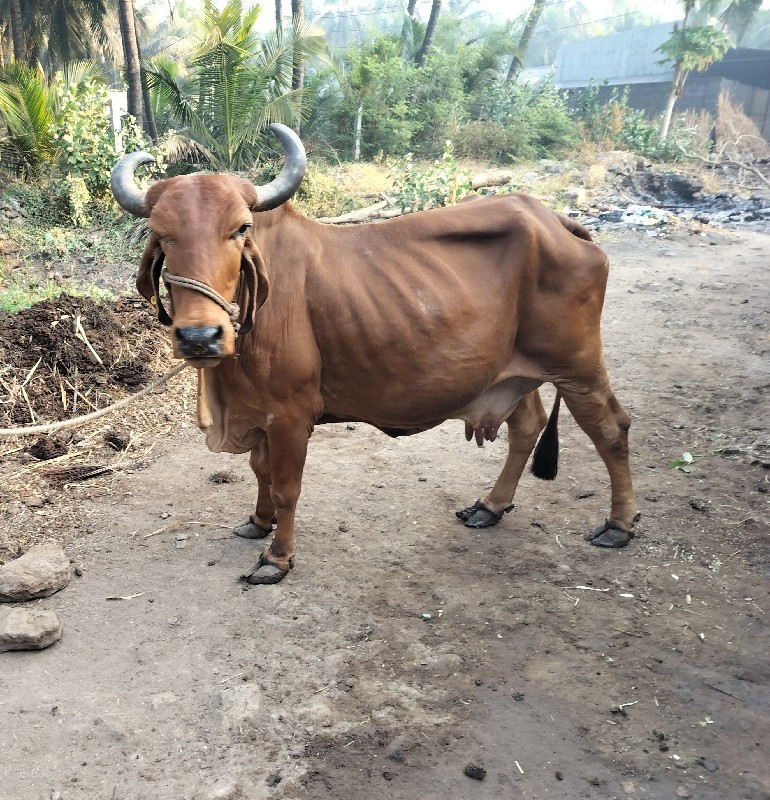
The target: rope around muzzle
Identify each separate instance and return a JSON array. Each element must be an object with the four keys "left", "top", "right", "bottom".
[
  {"left": 0, "top": 362, "right": 189, "bottom": 437},
  {"left": 161, "top": 267, "right": 242, "bottom": 334}
]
